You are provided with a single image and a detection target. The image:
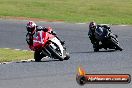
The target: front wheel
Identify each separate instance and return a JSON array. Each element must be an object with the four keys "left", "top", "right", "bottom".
[
  {"left": 115, "top": 45, "right": 123, "bottom": 51},
  {"left": 110, "top": 37, "right": 123, "bottom": 51},
  {"left": 64, "top": 52, "right": 70, "bottom": 60},
  {"left": 46, "top": 45, "right": 64, "bottom": 61}
]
